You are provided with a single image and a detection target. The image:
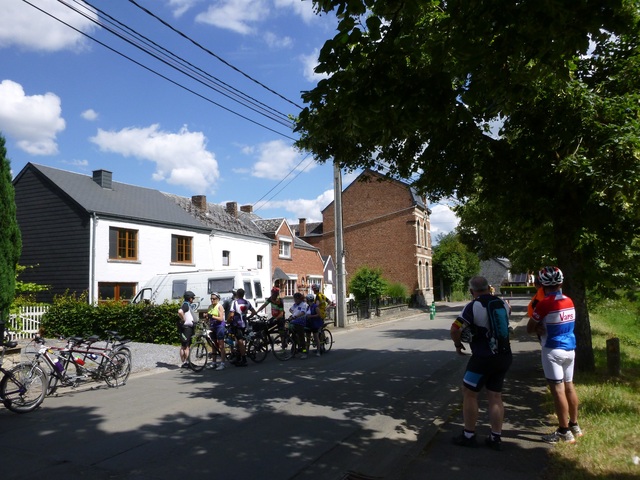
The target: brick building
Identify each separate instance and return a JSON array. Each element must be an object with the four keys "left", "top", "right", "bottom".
[
  {"left": 297, "top": 170, "right": 434, "bottom": 306},
  {"left": 251, "top": 213, "right": 325, "bottom": 299}
]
